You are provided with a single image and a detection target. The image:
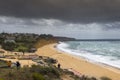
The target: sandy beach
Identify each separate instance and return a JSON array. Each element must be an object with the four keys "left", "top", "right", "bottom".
[
  {"left": 36, "top": 43, "right": 120, "bottom": 80},
  {"left": 1, "top": 43, "right": 120, "bottom": 80}
]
